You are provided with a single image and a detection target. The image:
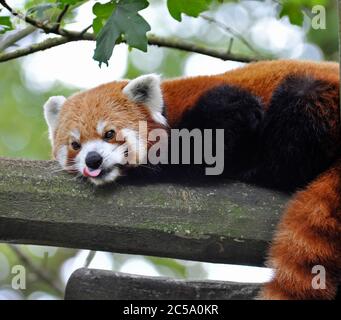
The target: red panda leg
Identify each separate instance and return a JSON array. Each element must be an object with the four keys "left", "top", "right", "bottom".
[{"left": 259, "top": 162, "right": 341, "bottom": 299}]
